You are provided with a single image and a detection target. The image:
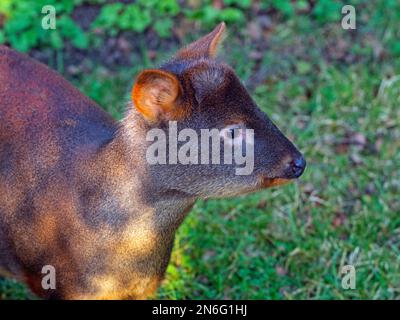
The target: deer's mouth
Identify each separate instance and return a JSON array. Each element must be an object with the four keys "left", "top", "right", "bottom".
[{"left": 259, "top": 177, "right": 292, "bottom": 188}]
